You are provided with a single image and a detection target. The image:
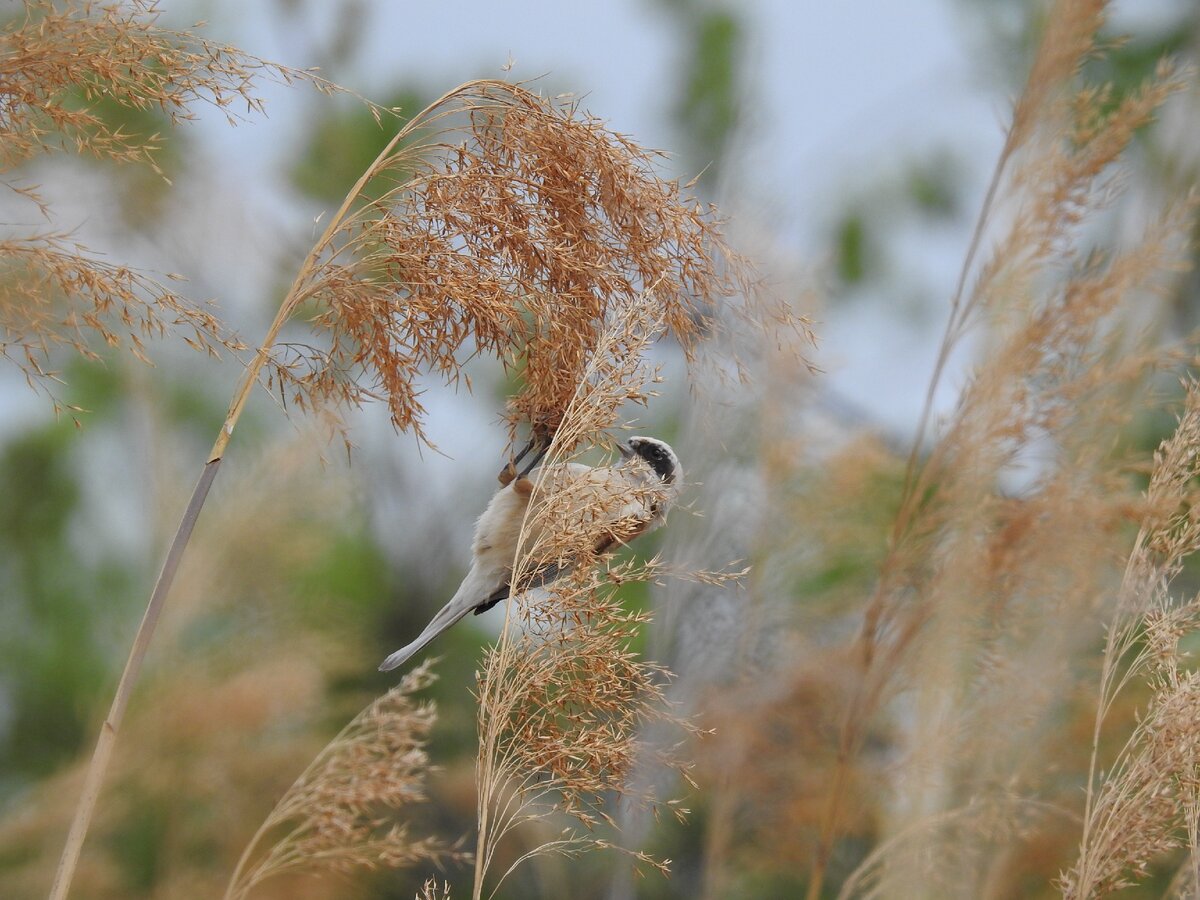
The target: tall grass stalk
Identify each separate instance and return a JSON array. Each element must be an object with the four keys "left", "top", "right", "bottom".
[
  {"left": 471, "top": 303, "right": 669, "bottom": 898},
  {"left": 47, "top": 82, "right": 432, "bottom": 900}
]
